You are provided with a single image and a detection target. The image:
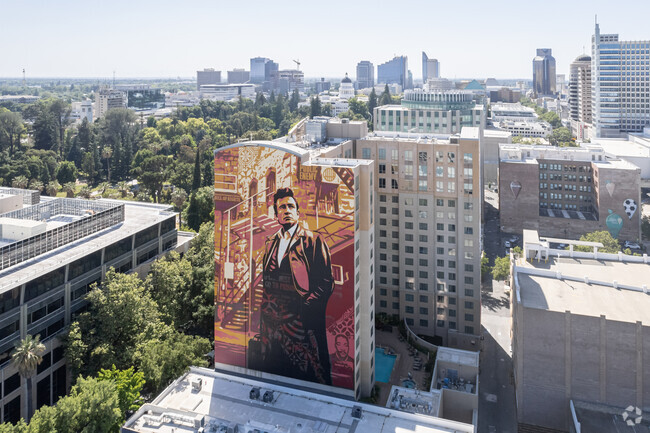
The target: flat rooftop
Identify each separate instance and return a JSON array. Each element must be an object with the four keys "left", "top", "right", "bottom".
[
  {"left": 516, "top": 257, "right": 650, "bottom": 324},
  {"left": 595, "top": 137, "right": 650, "bottom": 159},
  {"left": 573, "top": 401, "right": 650, "bottom": 433},
  {"left": 123, "top": 368, "right": 475, "bottom": 433},
  {"left": 0, "top": 199, "right": 176, "bottom": 292}
]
